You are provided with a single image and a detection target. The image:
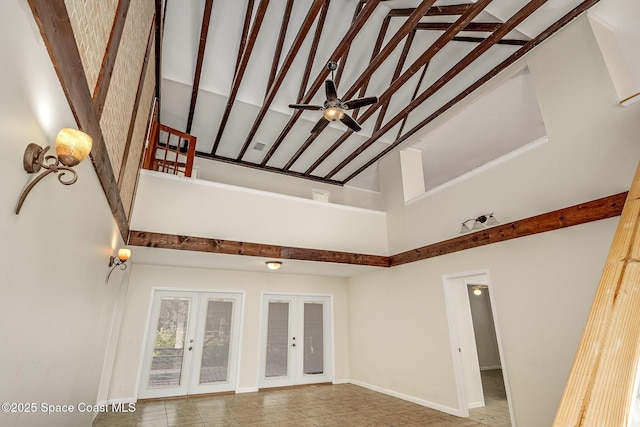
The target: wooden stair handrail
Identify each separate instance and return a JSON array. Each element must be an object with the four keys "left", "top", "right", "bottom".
[
  {"left": 143, "top": 122, "right": 197, "bottom": 177},
  {"left": 554, "top": 162, "right": 640, "bottom": 426}
]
